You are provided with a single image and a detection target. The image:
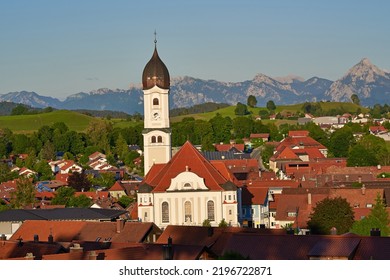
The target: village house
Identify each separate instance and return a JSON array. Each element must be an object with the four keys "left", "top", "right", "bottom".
[{"left": 48, "top": 159, "right": 83, "bottom": 175}]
